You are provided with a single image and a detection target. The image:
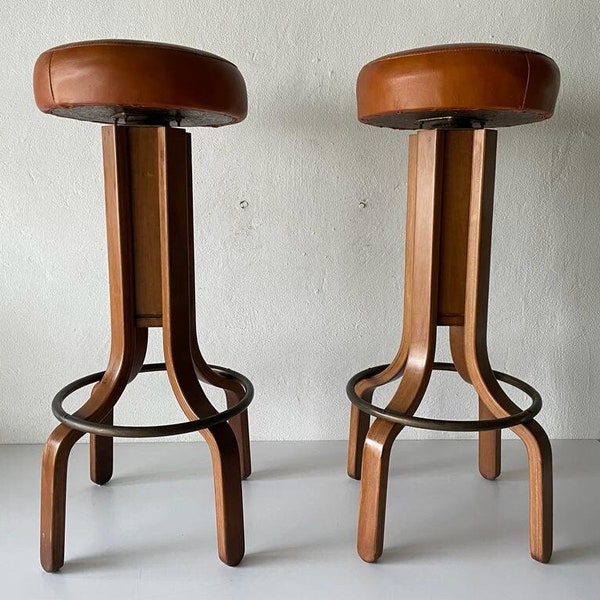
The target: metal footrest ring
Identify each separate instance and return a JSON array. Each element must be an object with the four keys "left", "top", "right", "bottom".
[
  {"left": 52, "top": 362, "right": 253, "bottom": 438},
  {"left": 347, "top": 361, "right": 541, "bottom": 432}
]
